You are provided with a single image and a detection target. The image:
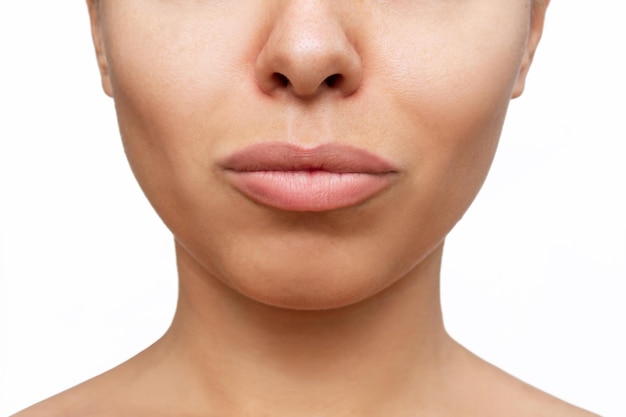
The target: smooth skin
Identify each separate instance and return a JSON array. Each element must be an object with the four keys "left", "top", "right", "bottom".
[{"left": 16, "top": 0, "right": 598, "bottom": 416}]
